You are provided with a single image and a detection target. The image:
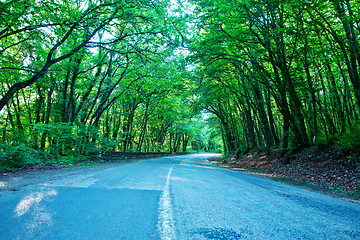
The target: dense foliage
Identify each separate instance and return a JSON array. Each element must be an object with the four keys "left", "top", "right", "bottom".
[
  {"left": 0, "top": 0, "right": 221, "bottom": 168},
  {"left": 188, "top": 0, "right": 360, "bottom": 155},
  {"left": 1, "top": 0, "right": 360, "bottom": 168}
]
